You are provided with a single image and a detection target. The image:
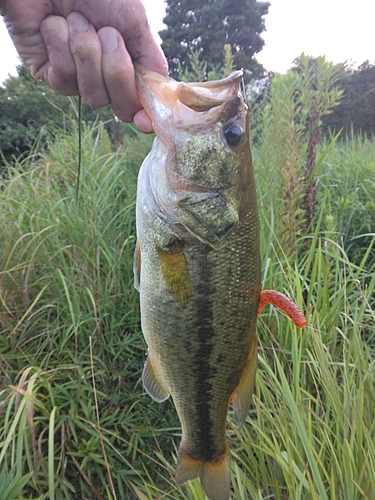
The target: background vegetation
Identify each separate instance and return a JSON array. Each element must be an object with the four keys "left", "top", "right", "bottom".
[
  {"left": 0, "top": 24, "right": 374, "bottom": 500},
  {"left": 160, "top": 0, "right": 270, "bottom": 78},
  {"left": 322, "top": 60, "right": 375, "bottom": 136}
]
